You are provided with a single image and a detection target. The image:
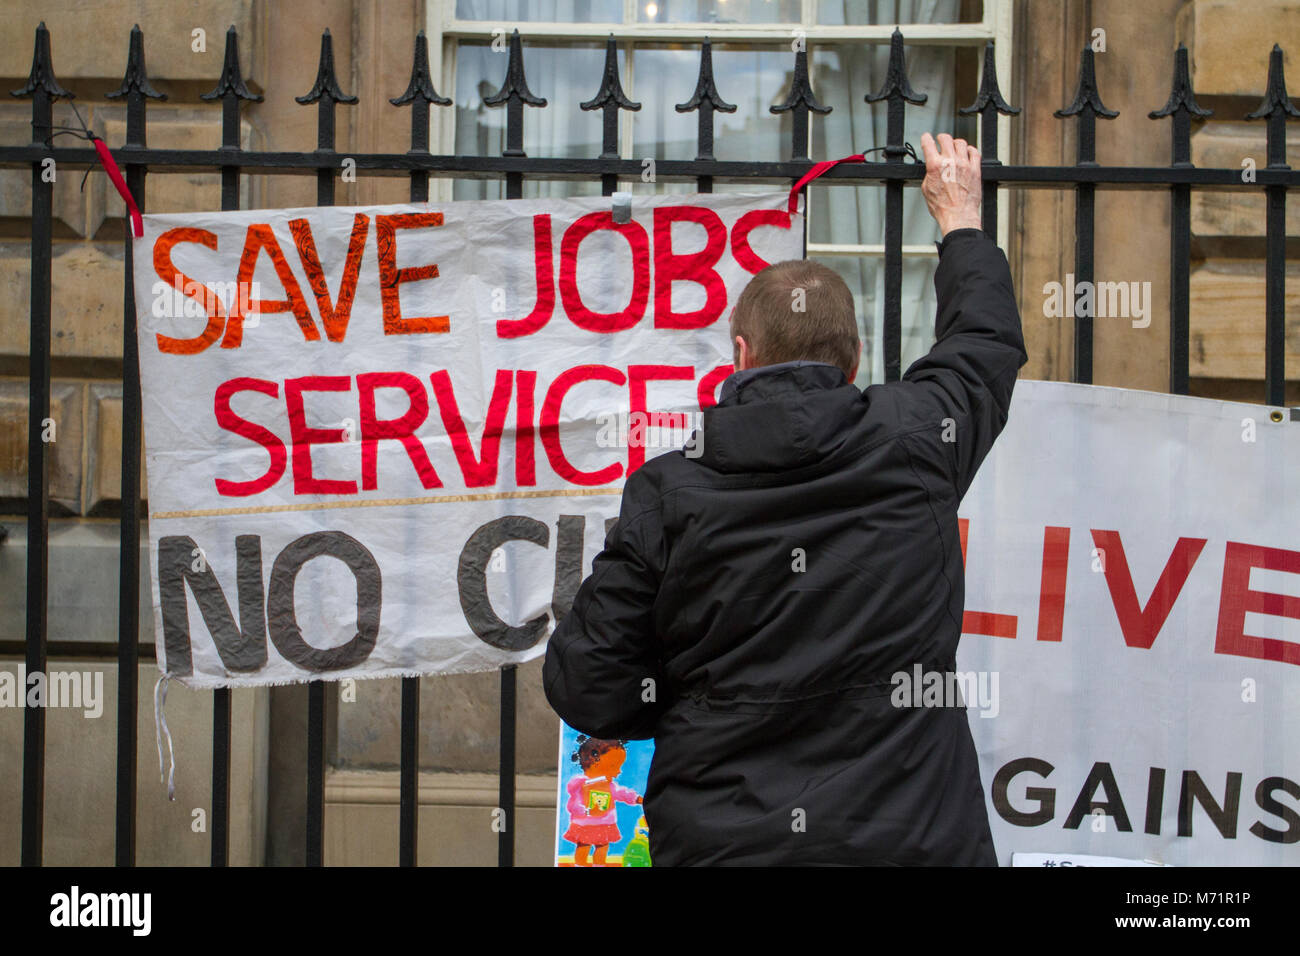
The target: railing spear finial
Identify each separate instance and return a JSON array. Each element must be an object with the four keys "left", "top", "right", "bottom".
[
  {"left": 581, "top": 34, "right": 640, "bottom": 162},
  {"left": 484, "top": 29, "right": 547, "bottom": 159},
  {"left": 1055, "top": 46, "right": 1118, "bottom": 166},
  {"left": 1246, "top": 43, "right": 1300, "bottom": 123},
  {"left": 1246, "top": 44, "right": 1300, "bottom": 169},
  {"left": 11, "top": 21, "right": 73, "bottom": 101},
  {"left": 866, "top": 28, "right": 927, "bottom": 160},
  {"left": 676, "top": 38, "right": 736, "bottom": 164},
  {"left": 298, "top": 28, "right": 357, "bottom": 107},
  {"left": 1150, "top": 43, "right": 1211, "bottom": 121},
  {"left": 484, "top": 28, "right": 547, "bottom": 108},
  {"left": 772, "top": 44, "right": 830, "bottom": 161},
  {"left": 866, "top": 27, "right": 928, "bottom": 109},
  {"left": 200, "top": 25, "right": 263, "bottom": 103},
  {"left": 960, "top": 40, "right": 1018, "bottom": 120},
  {"left": 107, "top": 24, "right": 166, "bottom": 102},
  {"left": 391, "top": 29, "right": 452, "bottom": 107},
  {"left": 1056, "top": 46, "right": 1118, "bottom": 120},
  {"left": 1149, "top": 44, "right": 1211, "bottom": 168}
]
